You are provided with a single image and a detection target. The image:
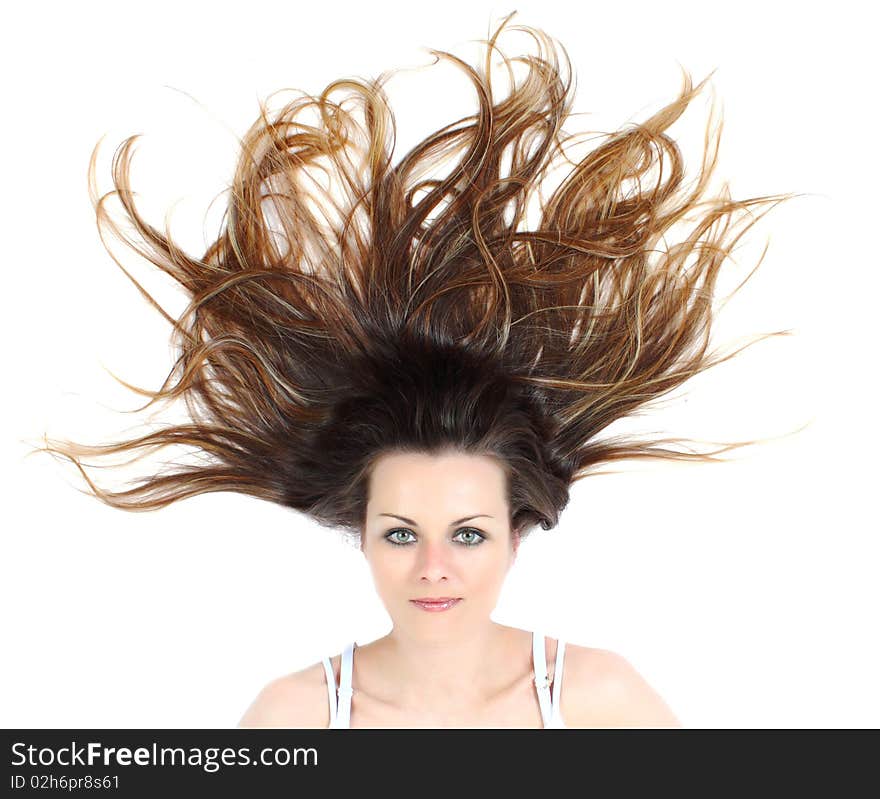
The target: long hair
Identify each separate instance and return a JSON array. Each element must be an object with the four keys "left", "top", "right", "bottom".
[{"left": 31, "top": 13, "right": 800, "bottom": 542}]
